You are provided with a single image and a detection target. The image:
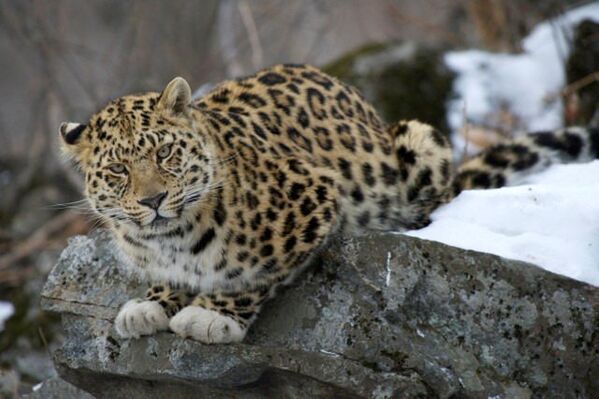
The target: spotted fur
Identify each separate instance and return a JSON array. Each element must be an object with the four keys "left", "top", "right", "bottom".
[
  {"left": 455, "top": 127, "right": 599, "bottom": 194},
  {"left": 60, "top": 64, "right": 598, "bottom": 343}
]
